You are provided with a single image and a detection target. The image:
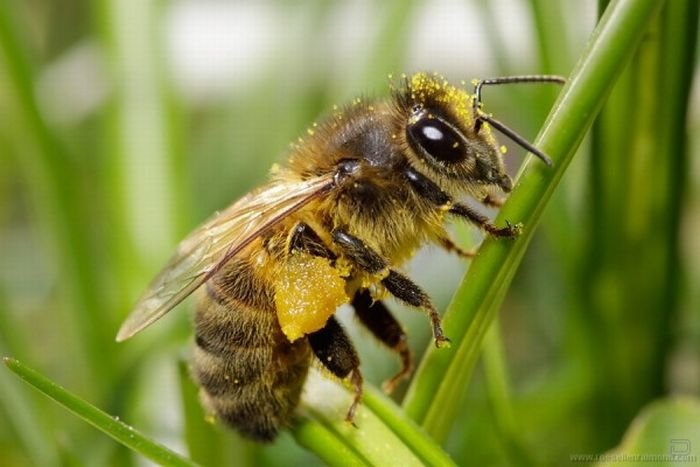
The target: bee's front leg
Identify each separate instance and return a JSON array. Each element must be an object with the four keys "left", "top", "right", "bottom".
[
  {"left": 404, "top": 167, "right": 520, "bottom": 238},
  {"left": 307, "top": 316, "right": 363, "bottom": 425},
  {"left": 448, "top": 204, "right": 521, "bottom": 238},
  {"left": 332, "top": 229, "right": 450, "bottom": 348}
]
